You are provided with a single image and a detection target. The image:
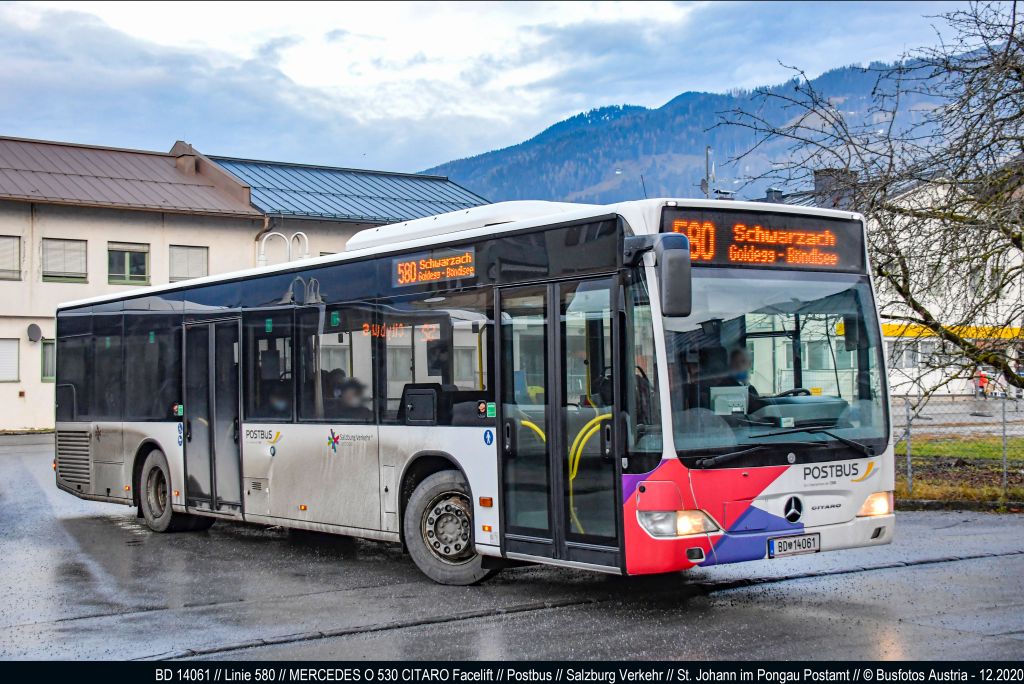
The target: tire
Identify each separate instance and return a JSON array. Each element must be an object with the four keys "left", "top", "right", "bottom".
[
  {"left": 403, "top": 470, "right": 498, "bottom": 586},
  {"left": 139, "top": 449, "right": 215, "bottom": 533}
]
